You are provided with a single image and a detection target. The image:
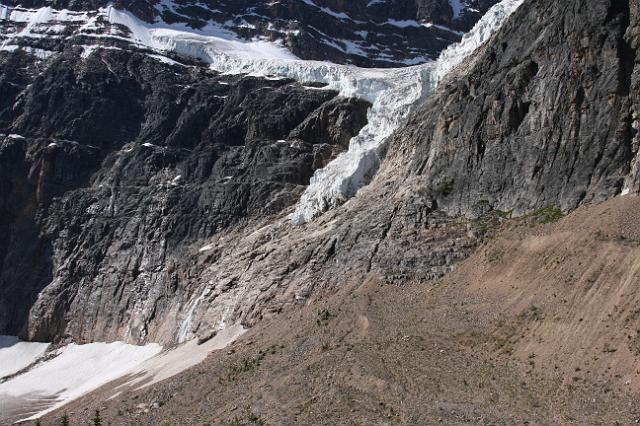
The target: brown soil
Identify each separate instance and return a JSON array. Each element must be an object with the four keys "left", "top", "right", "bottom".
[{"left": 37, "top": 196, "right": 640, "bottom": 425}]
